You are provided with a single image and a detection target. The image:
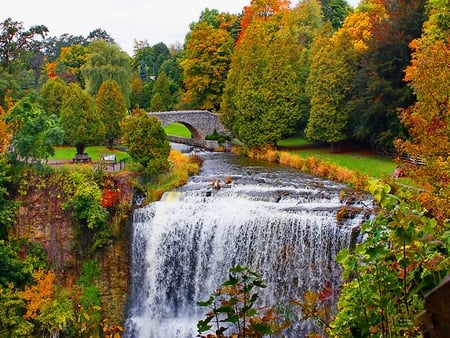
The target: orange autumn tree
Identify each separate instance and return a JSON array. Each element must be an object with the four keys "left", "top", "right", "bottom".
[
  {"left": 238, "top": 0, "right": 291, "bottom": 44},
  {"left": 20, "top": 269, "right": 55, "bottom": 321},
  {"left": 0, "top": 105, "right": 9, "bottom": 153},
  {"left": 395, "top": 0, "right": 450, "bottom": 221}
]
